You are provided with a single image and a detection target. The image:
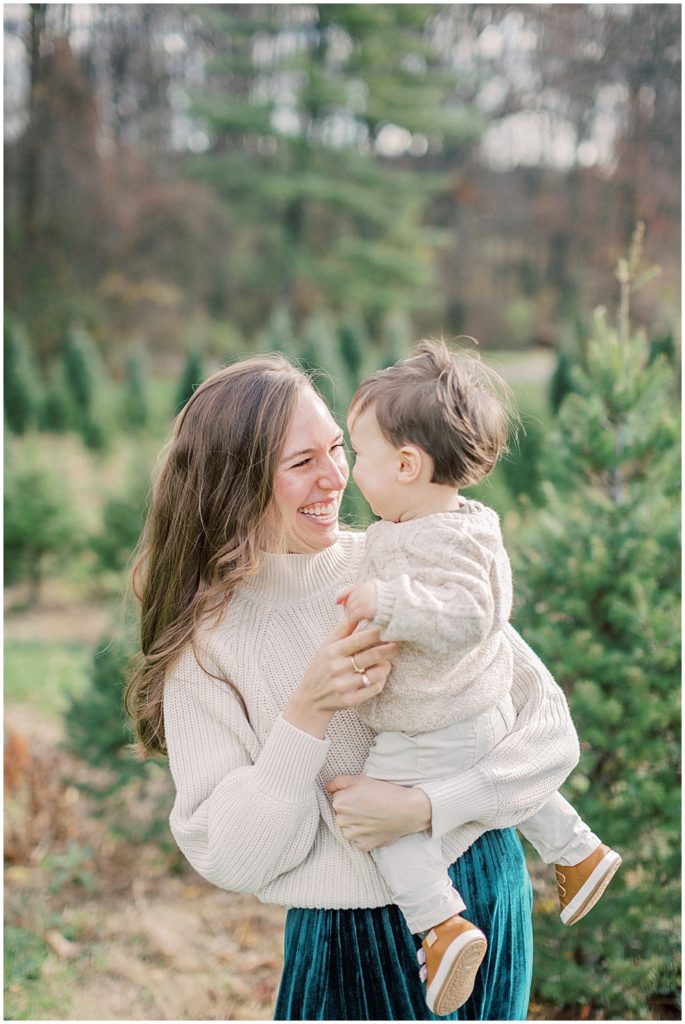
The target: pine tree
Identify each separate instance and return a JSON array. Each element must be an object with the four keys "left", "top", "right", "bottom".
[
  {"left": 185, "top": 4, "right": 479, "bottom": 329},
  {"left": 123, "top": 351, "right": 149, "bottom": 429},
  {"left": 298, "top": 312, "right": 350, "bottom": 419},
  {"left": 498, "top": 413, "right": 545, "bottom": 506},
  {"left": 4, "top": 318, "right": 40, "bottom": 434},
  {"left": 648, "top": 326, "right": 677, "bottom": 368},
  {"left": 378, "top": 309, "right": 412, "bottom": 369},
  {"left": 511, "top": 229, "right": 680, "bottom": 1018},
  {"left": 175, "top": 350, "right": 204, "bottom": 414},
  {"left": 258, "top": 304, "right": 297, "bottom": 359},
  {"left": 64, "top": 636, "right": 139, "bottom": 788},
  {"left": 338, "top": 316, "right": 368, "bottom": 391},
  {"left": 4, "top": 459, "right": 81, "bottom": 605},
  {"left": 61, "top": 326, "right": 108, "bottom": 447},
  {"left": 548, "top": 347, "right": 577, "bottom": 414},
  {"left": 62, "top": 327, "right": 96, "bottom": 420},
  {"left": 63, "top": 633, "right": 172, "bottom": 844},
  {"left": 40, "top": 374, "right": 71, "bottom": 433},
  {"left": 81, "top": 416, "right": 108, "bottom": 452},
  {"left": 90, "top": 474, "right": 149, "bottom": 576}
]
